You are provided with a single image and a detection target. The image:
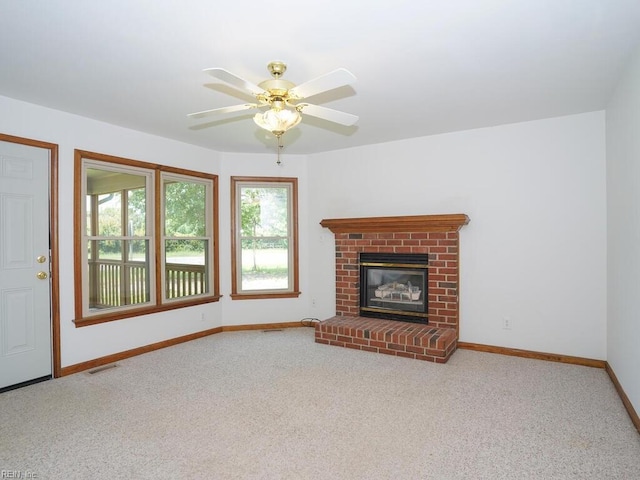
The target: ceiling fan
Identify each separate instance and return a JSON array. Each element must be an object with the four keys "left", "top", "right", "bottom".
[{"left": 188, "top": 61, "right": 358, "bottom": 140}]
